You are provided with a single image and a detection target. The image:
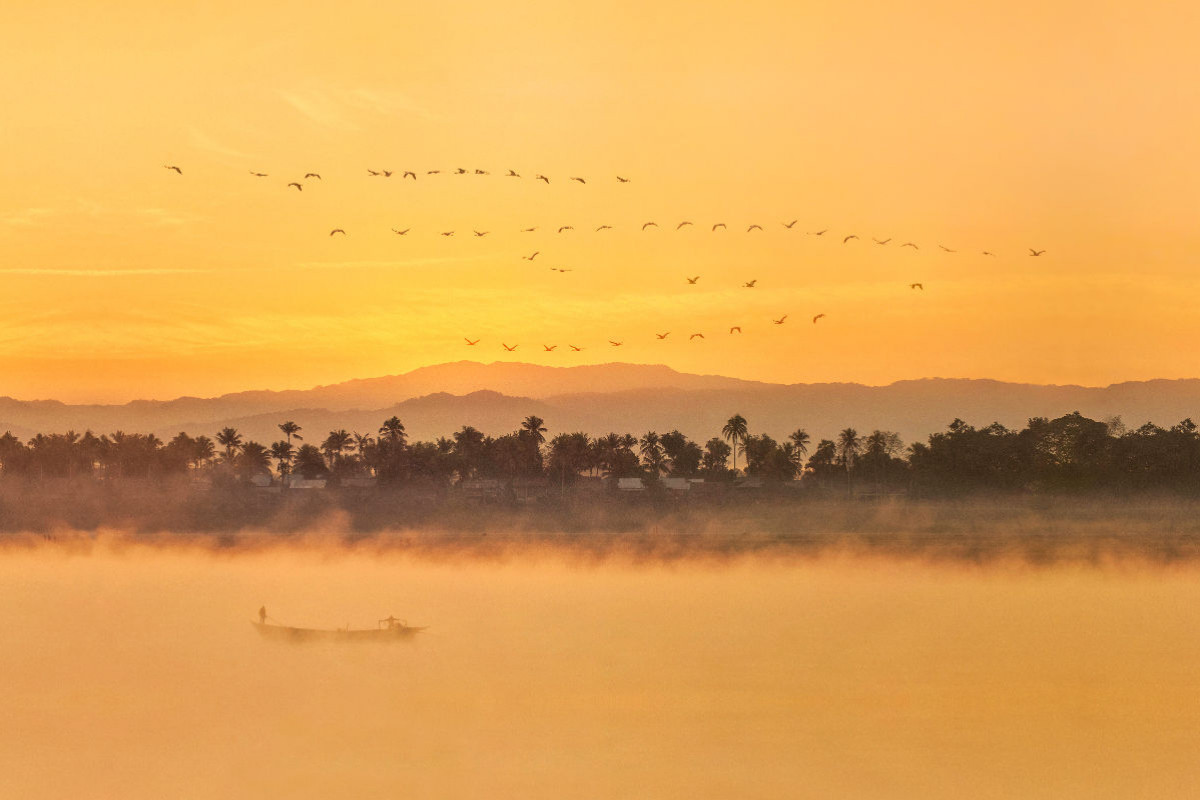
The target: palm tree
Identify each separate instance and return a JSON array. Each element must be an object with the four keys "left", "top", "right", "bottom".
[
  {"left": 788, "top": 429, "right": 810, "bottom": 475},
  {"left": 378, "top": 416, "right": 406, "bottom": 445},
  {"left": 192, "top": 435, "right": 216, "bottom": 469},
  {"left": 722, "top": 414, "right": 749, "bottom": 473},
  {"left": 215, "top": 427, "right": 242, "bottom": 462},
  {"left": 270, "top": 440, "right": 294, "bottom": 476},
  {"left": 521, "top": 415, "right": 548, "bottom": 445},
  {"left": 452, "top": 426, "right": 487, "bottom": 480},
  {"left": 278, "top": 421, "right": 303, "bottom": 446},
  {"left": 239, "top": 441, "right": 271, "bottom": 475},
  {"left": 321, "top": 429, "right": 354, "bottom": 470},
  {"left": 352, "top": 432, "right": 376, "bottom": 473},
  {"left": 293, "top": 443, "right": 328, "bottom": 479},
  {"left": 639, "top": 432, "right": 668, "bottom": 477},
  {"left": 837, "top": 427, "right": 861, "bottom": 495}
]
